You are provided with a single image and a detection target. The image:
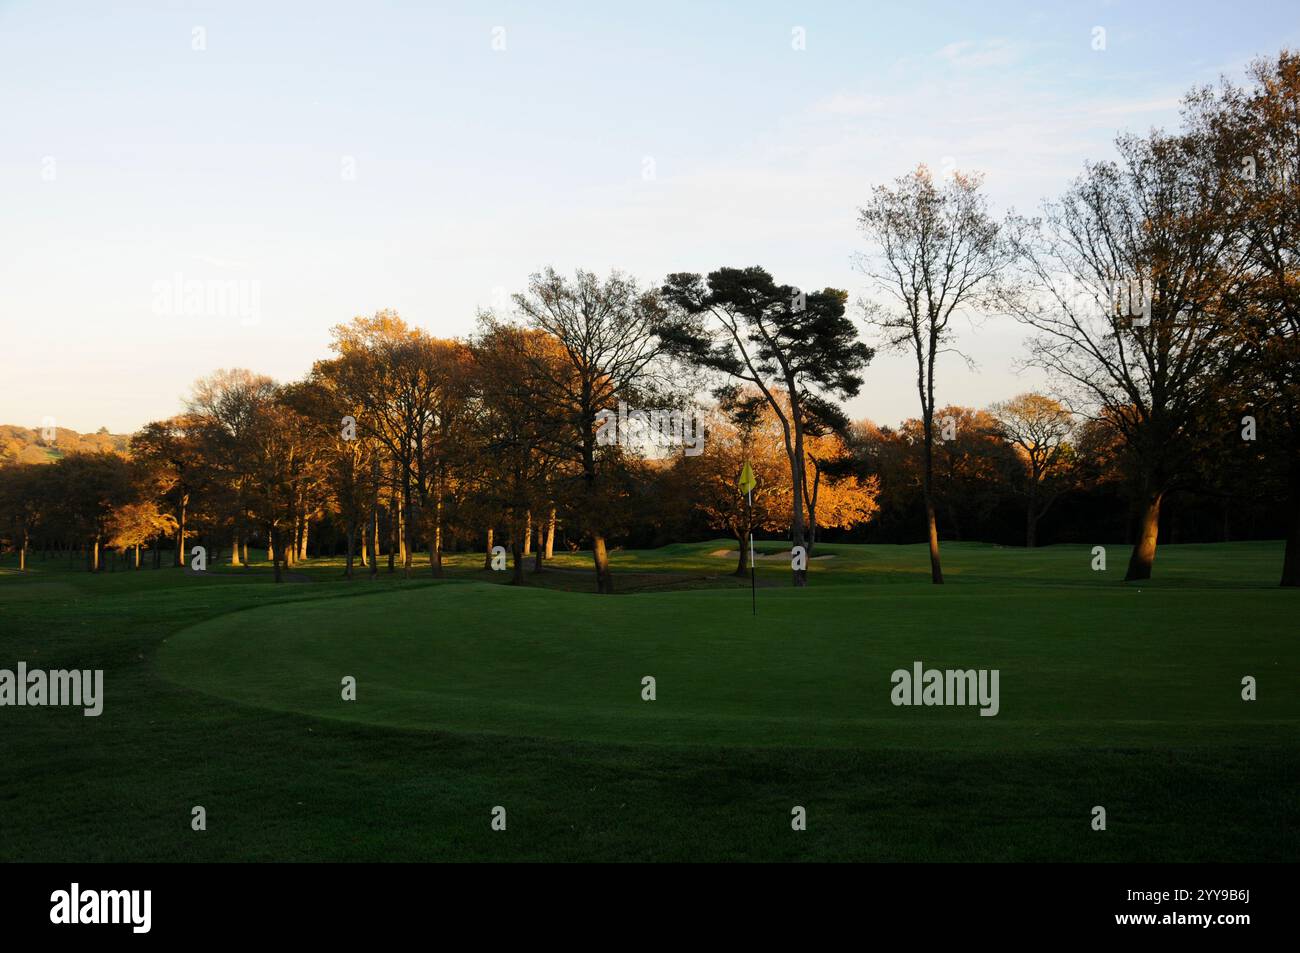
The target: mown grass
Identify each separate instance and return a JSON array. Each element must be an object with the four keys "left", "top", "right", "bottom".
[{"left": 0, "top": 540, "right": 1295, "bottom": 861}]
